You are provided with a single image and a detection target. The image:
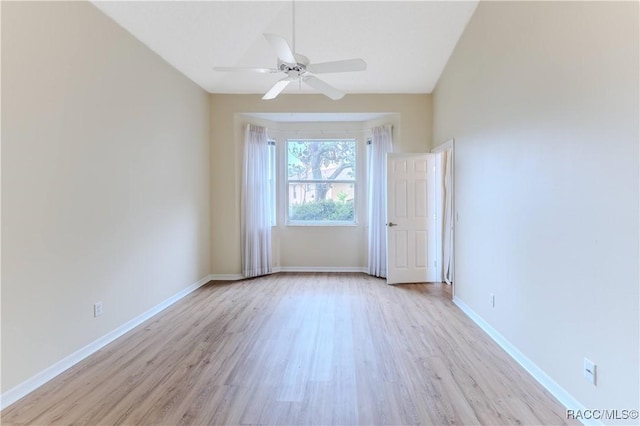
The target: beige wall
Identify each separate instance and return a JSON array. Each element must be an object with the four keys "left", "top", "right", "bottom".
[
  {"left": 434, "top": 1, "right": 638, "bottom": 412},
  {"left": 210, "top": 94, "right": 431, "bottom": 275},
  {"left": 267, "top": 120, "right": 371, "bottom": 270},
  {"left": 1, "top": 1, "right": 211, "bottom": 392}
]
